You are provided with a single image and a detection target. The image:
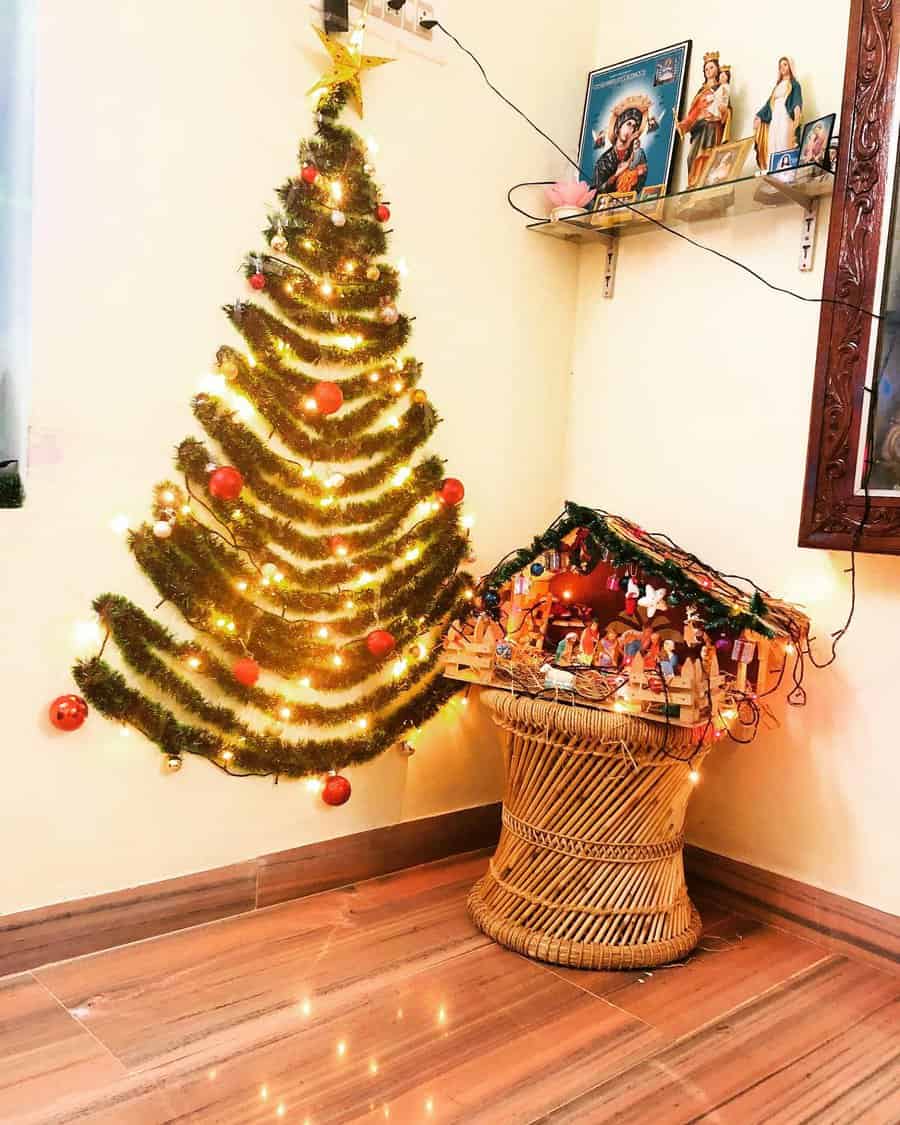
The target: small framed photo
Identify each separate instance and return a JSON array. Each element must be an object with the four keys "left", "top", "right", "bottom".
[
  {"left": 768, "top": 146, "right": 800, "bottom": 174},
  {"left": 638, "top": 184, "right": 666, "bottom": 220},
  {"left": 697, "top": 136, "right": 754, "bottom": 187},
  {"left": 590, "top": 190, "right": 638, "bottom": 227},
  {"left": 799, "top": 113, "right": 836, "bottom": 168}
]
